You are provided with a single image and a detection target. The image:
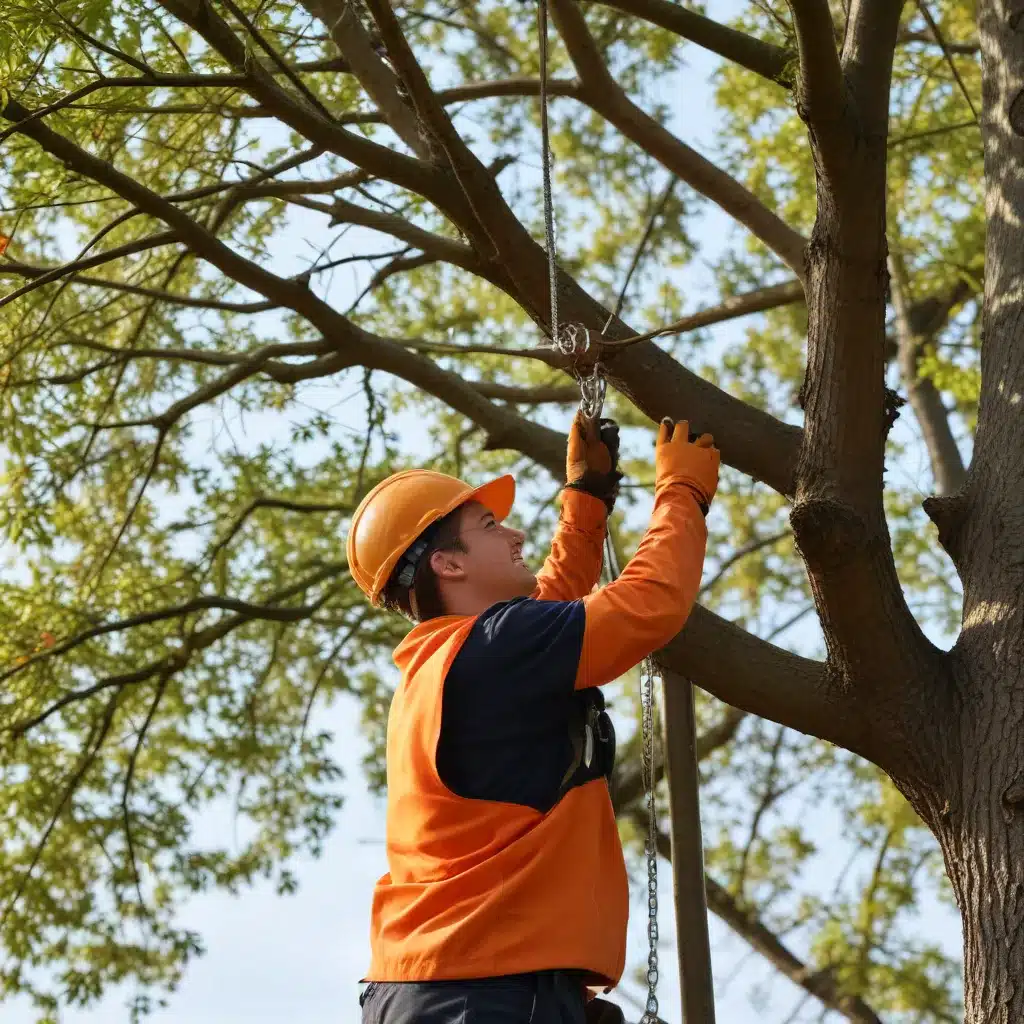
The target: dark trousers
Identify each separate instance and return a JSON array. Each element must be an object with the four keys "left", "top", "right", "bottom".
[{"left": 359, "top": 971, "right": 616, "bottom": 1024}]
